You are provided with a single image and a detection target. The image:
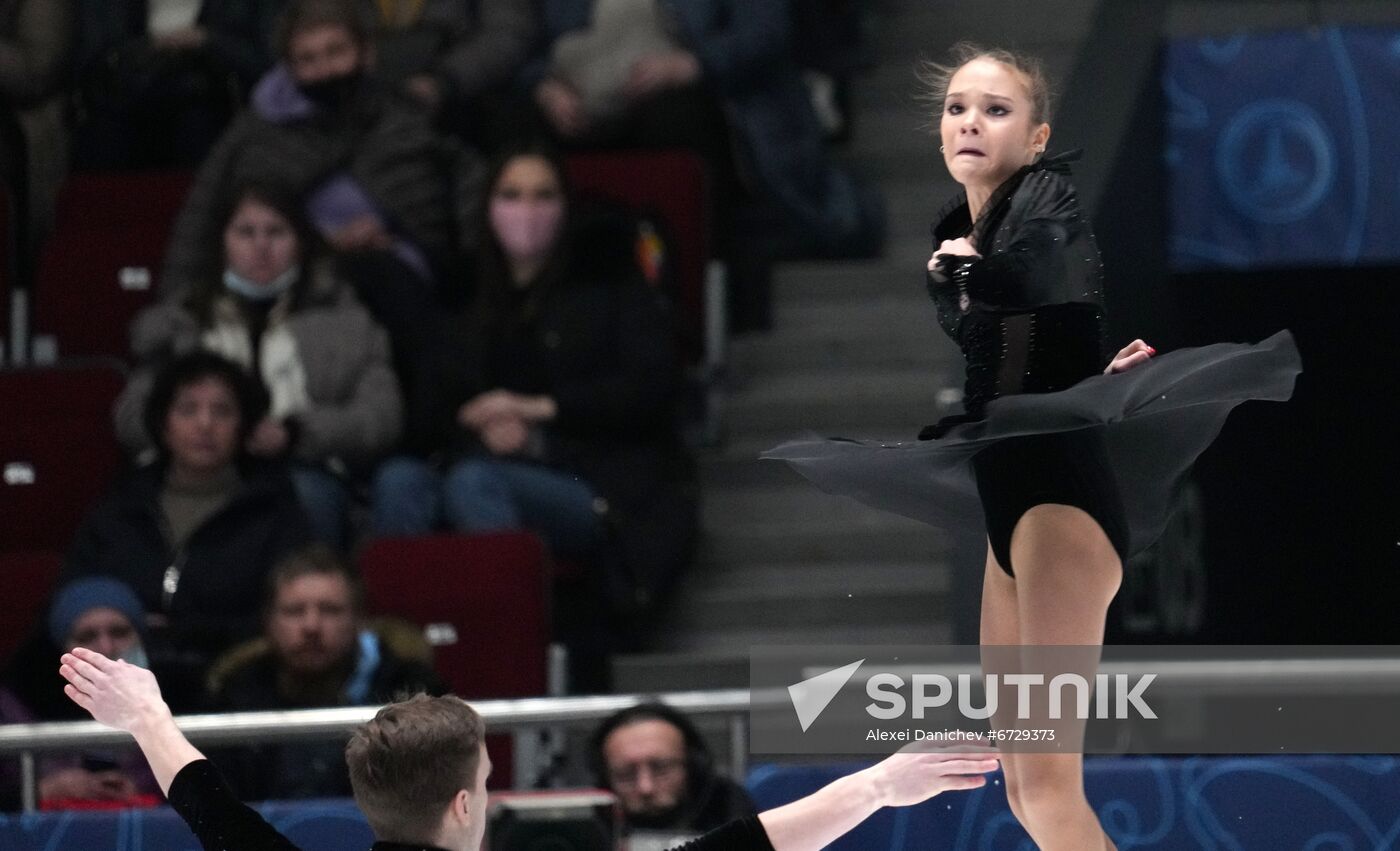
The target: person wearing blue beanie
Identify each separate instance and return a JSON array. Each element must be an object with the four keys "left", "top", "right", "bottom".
[{"left": 47, "top": 578, "right": 148, "bottom": 666}]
